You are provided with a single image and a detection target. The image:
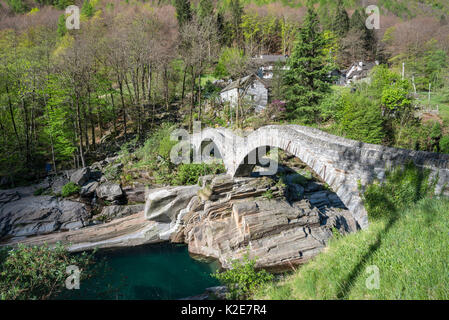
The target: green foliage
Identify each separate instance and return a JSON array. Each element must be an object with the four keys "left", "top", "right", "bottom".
[
  {"left": 61, "top": 182, "right": 81, "bottom": 197},
  {"left": 172, "top": 162, "right": 225, "bottom": 185},
  {"left": 283, "top": 5, "right": 331, "bottom": 123},
  {"left": 255, "top": 162, "right": 446, "bottom": 301},
  {"left": 214, "top": 47, "right": 246, "bottom": 78},
  {"left": 255, "top": 197, "right": 449, "bottom": 300},
  {"left": 440, "top": 135, "right": 449, "bottom": 153},
  {"left": 198, "top": 0, "right": 214, "bottom": 21},
  {"left": 338, "top": 92, "right": 385, "bottom": 144},
  {"left": 6, "top": 0, "right": 28, "bottom": 13},
  {"left": 57, "top": 14, "right": 67, "bottom": 38},
  {"left": 212, "top": 253, "right": 273, "bottom": 300},
  {"left": 332, "top": 0, "right": 349, "bottom": 37},
  {"left": 262, "top": 189, "right": 274, "bottom": 199},
  {"left": 0, "top": 243, "right": 95, "bottom": 300},
  {"left": 81, "top": 0, "right": 95, "bottom": 18},
  {"left": 363, "top": 162, "right": 435, "bottom": 220},
  {"left": 174, "top": 0, "right": 192, "bottom": 27},
  {"left": 381, "top": 84, "right": 412, "bottom": 112}
]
